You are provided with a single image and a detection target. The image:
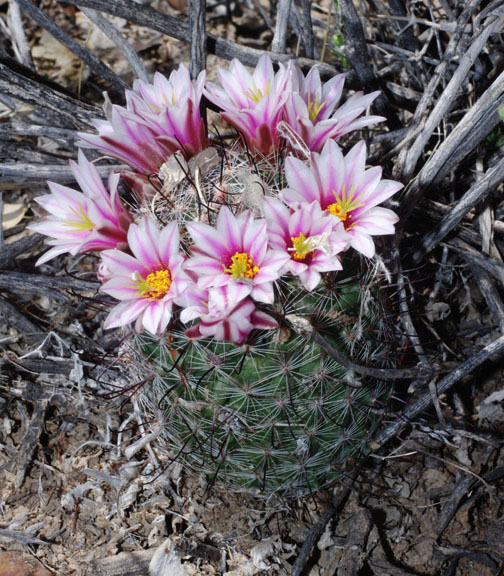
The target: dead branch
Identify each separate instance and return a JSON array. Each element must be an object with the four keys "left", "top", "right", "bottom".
[
  {"left": 0, "top": 162, "right": 122, "bottom": 190},
  {"left": 339, "top": 0, "right": 399, "bottom": 128},
  {"left": 8, "top": 0, "right": 34, "bottom": 69},
  {"left": 0, "top": 271, "right": 100, "bottom": 301},
  {"left": 413, "top": 155, "right": 504, "bottom": 262},
  {"left": 399, "top": 66, "right": 504, "bottom": 222},
  {"left": 371, "top": 334, "right": 504, "bottom": 449},
  {"left": 58, "top": 0, "right": 359, "bottom": 84},
  {"left": 80, "top": 7, "right": 150, "bottom": 83},
  {"left": 16, "top": 0, "right": 128, "bottom": 92},
  {"left": 0, "top": 53, "right": 100, "bottom": 128},
  {"left": 0, "top": 233, "right": 44, "bottom": 269},
  {"left": 290, "top": 472, "right": 356, "bottom": 576},
  {"left": 188, "top": 0, "right": 206, "bottom": 79}
]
